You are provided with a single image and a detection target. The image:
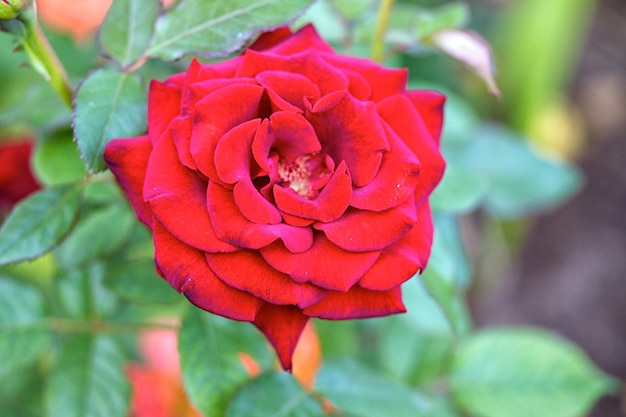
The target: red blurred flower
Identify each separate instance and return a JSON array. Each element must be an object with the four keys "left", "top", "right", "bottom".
[
  {"left": 0, "top": 138, "right": 40, "bottom": 216},
  {"left": 126, "top": 326, "right": 203, "bottom": 417},
  {"left": 105, "top": 25, "right": 445, "bottom": 370}
]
